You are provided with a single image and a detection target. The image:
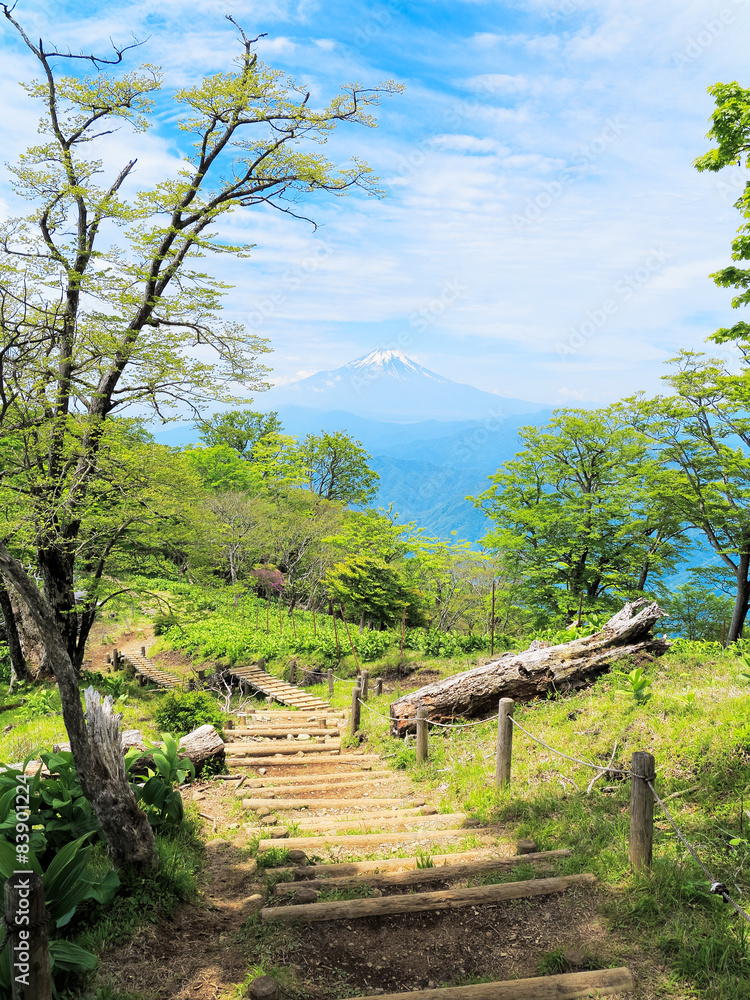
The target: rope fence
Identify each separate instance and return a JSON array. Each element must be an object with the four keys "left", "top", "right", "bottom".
[{"left": 347, "top": 687, "right": 750, "bottom": 925}]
